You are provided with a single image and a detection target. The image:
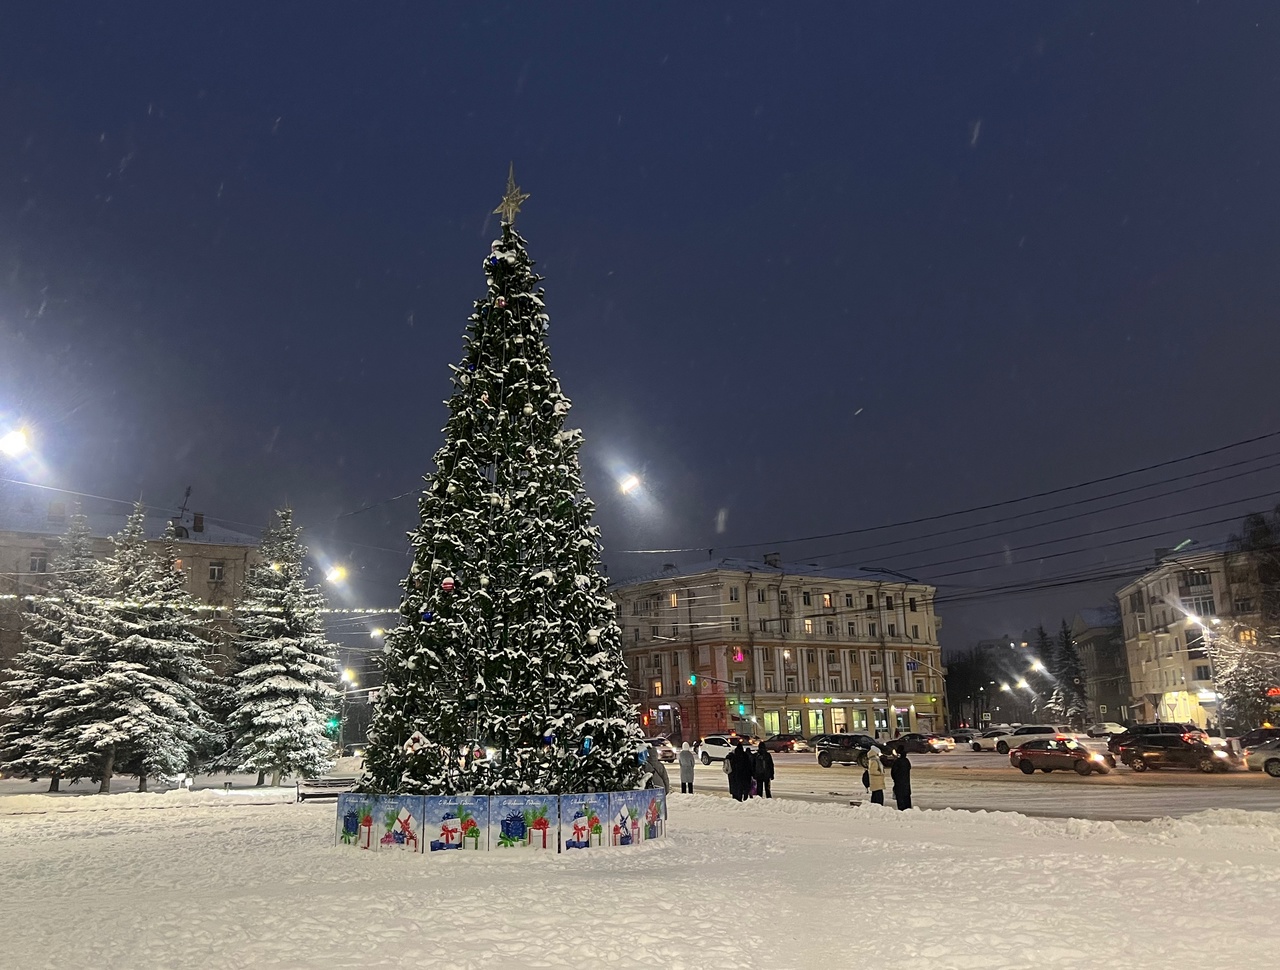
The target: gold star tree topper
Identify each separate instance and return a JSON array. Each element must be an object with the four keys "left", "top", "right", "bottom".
[{"left": 494, "top": 162, "right": 530, "bottom": 224}]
